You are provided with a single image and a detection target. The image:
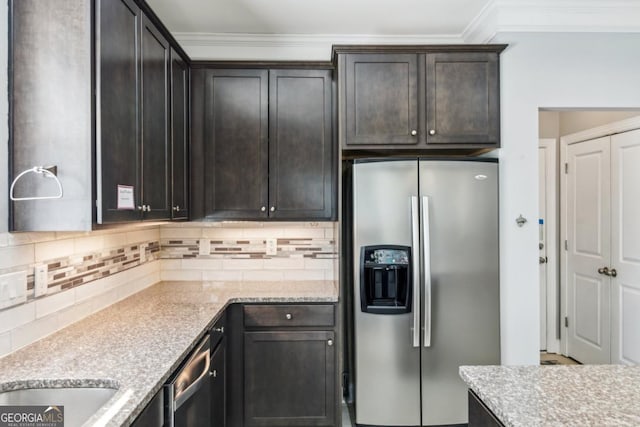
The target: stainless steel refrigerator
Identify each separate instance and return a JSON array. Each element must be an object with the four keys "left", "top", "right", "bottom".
[{"left": 352, "top": 158, "right": 500, "bottom": 426}]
